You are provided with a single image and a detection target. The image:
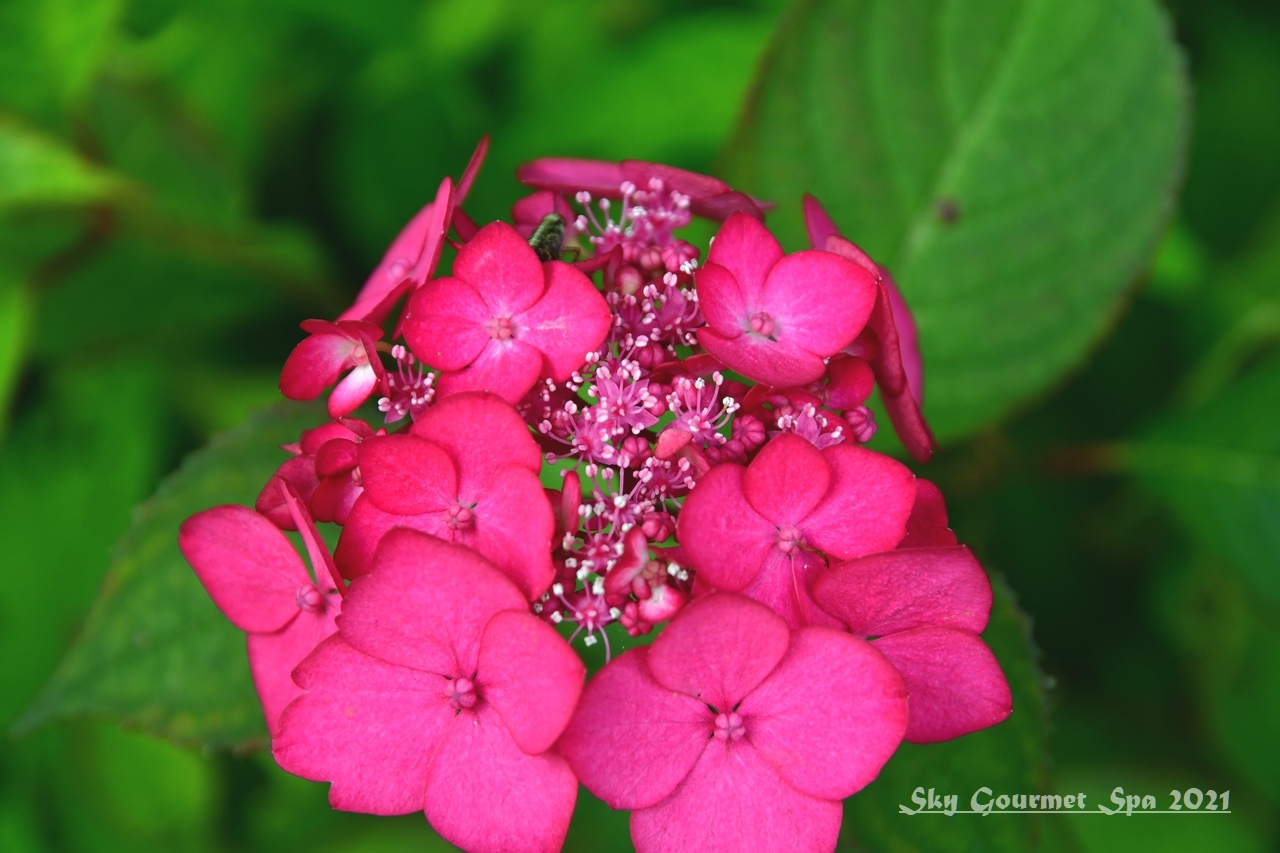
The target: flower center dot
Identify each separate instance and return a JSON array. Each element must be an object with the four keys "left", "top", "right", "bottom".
[
  {"left": 485, "top": 317, "right": 515, "bottom": 340},
  {"left": 446, "top": 504, "right": 475, "bottom": 531},
  {"left": 444, "top": 677, "right": 477, "bottom": 710},
  {"left": 749, "top": 312, "right": 775, "bottom": 337},
  {"left": 714, "top": 711, "right": 745, "bottom": 742},
  {"left": 296, "top": 585, "right": 324, "bottom": 613},
  {"left": 776, "top": 526, "right": 803, "bottom": 554}
]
